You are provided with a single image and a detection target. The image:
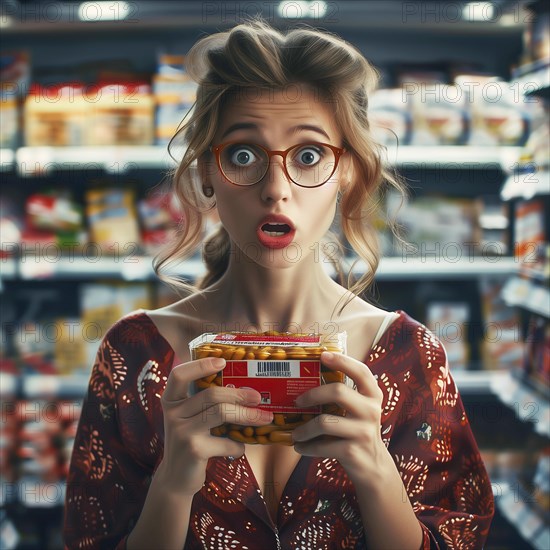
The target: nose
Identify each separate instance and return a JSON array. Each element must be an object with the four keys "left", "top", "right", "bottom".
[{"left": 259, "top": 153, "right": 292, "bottom": 203}]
